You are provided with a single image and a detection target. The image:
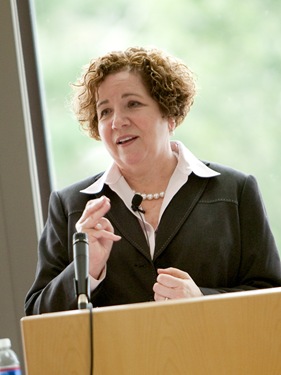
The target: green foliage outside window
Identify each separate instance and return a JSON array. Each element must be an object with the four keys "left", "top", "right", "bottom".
[{"left": 32, "top": 0, "right": 281, "bottom": 251}]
